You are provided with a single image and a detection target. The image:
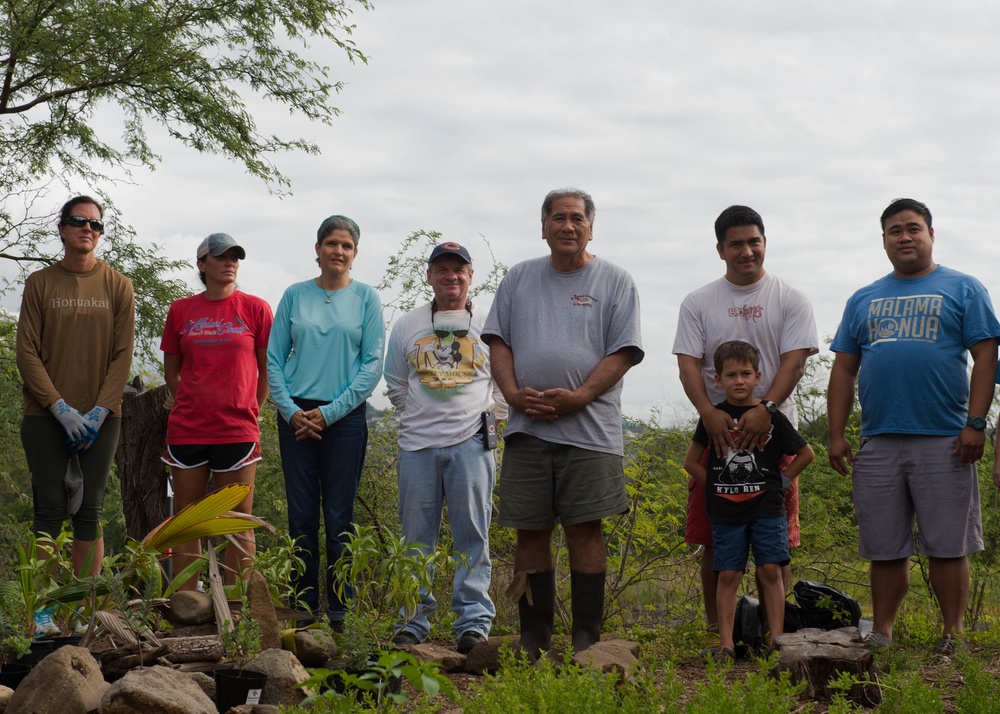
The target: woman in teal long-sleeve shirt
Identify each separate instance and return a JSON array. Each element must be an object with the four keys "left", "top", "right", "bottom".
[{"left": 266, "top": 214, "right": 384, "bottom": 627}]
